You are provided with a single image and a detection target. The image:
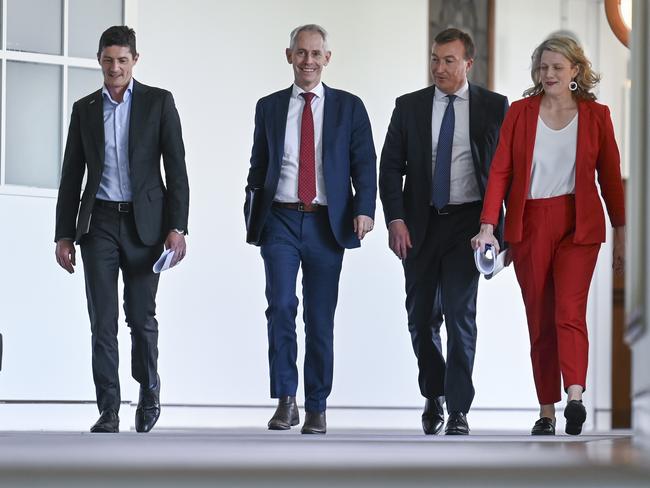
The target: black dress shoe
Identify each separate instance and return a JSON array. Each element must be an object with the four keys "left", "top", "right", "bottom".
[
  {"left": 531, "top": 417, "right": 556, "bottom": 435},
  {"left": 422, "top": 397, "right": 444, "bottom": 435},
  {"left": 301, "top": 411, "right": 326, "bottom": 434},
  {"left": 564, "top": 400, "right": 586, "bottom": 435},
  {"left": 135, "top": 375, "right": 160, "bottom": 433},
  {"left": 268, "top": 396, "right": 299, "bottom": 430},
  {"left": 445, "top": 411, "right": 469, "bottom": 435},
  {"left": 90, "top": 410, "right": 119, "bottom": 433}
]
